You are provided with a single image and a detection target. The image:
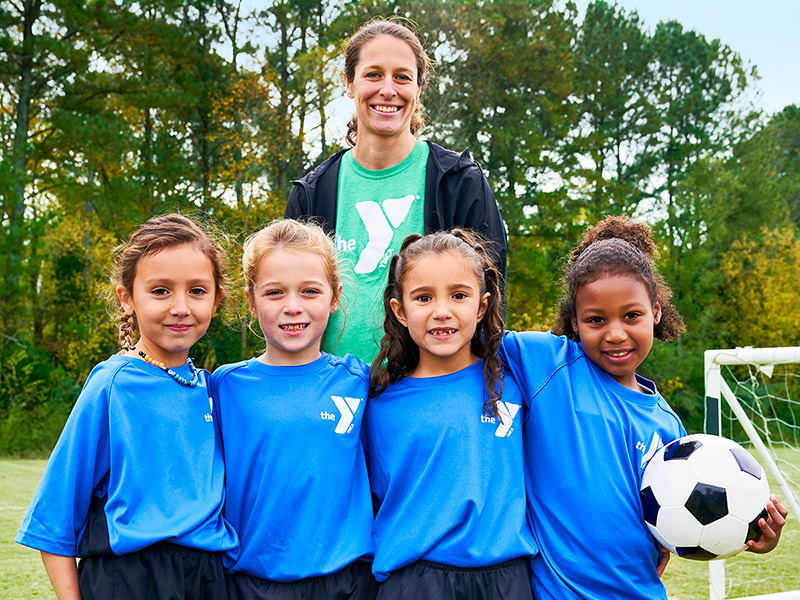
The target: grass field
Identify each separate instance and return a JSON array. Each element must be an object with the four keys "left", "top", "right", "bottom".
[
  {"left": 1, "top": 458, "right": 797, "bottom": 600},
  {"left": 0, "top": 460, "right": 54, "bottom": 599}
]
